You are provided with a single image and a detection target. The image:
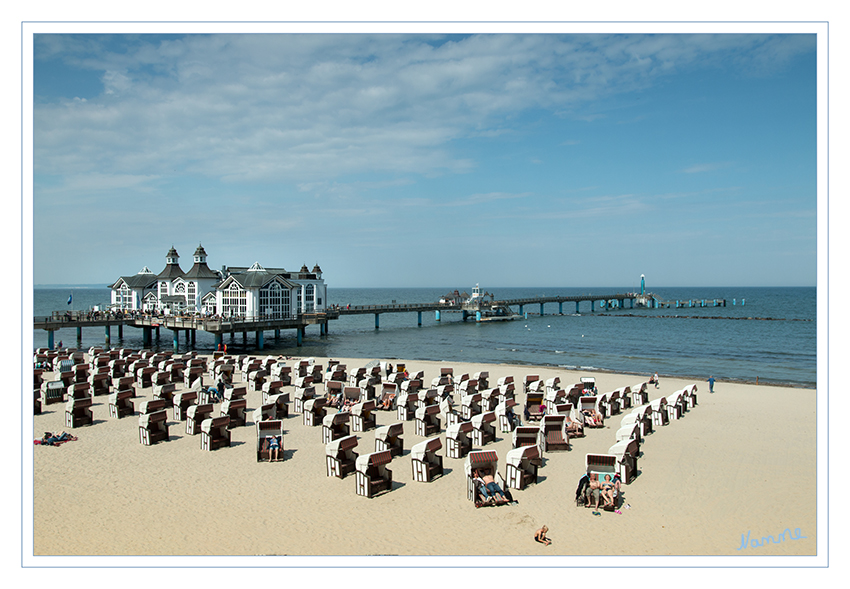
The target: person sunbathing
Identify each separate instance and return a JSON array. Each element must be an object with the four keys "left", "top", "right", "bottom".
[
  {"left": 267, "top": 435, "right": 281, "bottom": 461},
  {"left": 379, "top": 393, "right": 396, "bottom": 410},
  {"left": 41, "top": 431, "right": 76, "bottom": 446},
  {"left": 582, "top": 409, "right": 603, "bottom": 427},
  {"left": 600, "top": 474, "right": 616, "bottom": 508},
  {"left": 565, "top": 416, "right": 583, "bottom": 436},
  {"left": 479, "top": 468, "right": 509, "bottom": 505}
]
